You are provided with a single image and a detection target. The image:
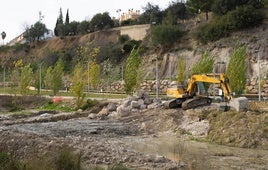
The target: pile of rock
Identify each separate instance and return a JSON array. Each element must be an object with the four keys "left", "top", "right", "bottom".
[
  {"left": 88, "top": 89, "right": 162, "bottom": 119},
  {"left": 246, "top": 78, "right": 268, "bottom": 94}
]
